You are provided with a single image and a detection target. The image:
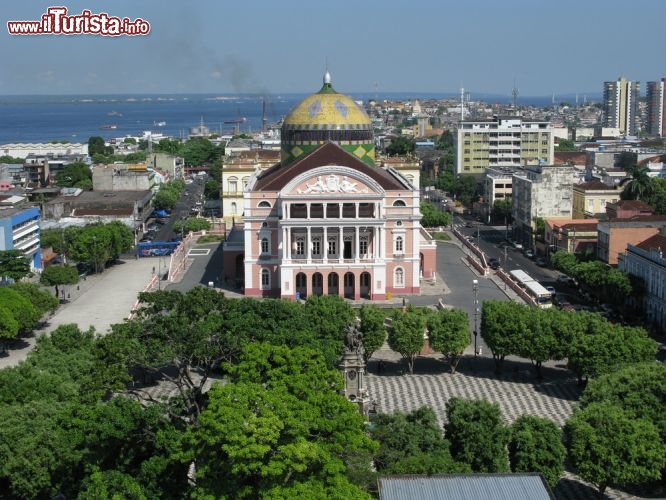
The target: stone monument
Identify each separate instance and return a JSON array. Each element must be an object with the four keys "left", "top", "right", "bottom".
[{"left": 339, "top": 322, "right": 371, "bottom": 415}]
